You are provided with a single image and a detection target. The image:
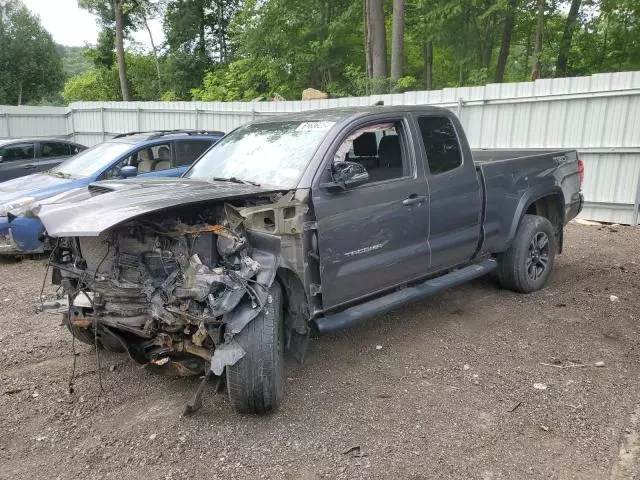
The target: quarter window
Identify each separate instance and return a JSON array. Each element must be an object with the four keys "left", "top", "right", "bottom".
[{"left": 417, "top": 116, "right": 462, "bottom": 174}]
